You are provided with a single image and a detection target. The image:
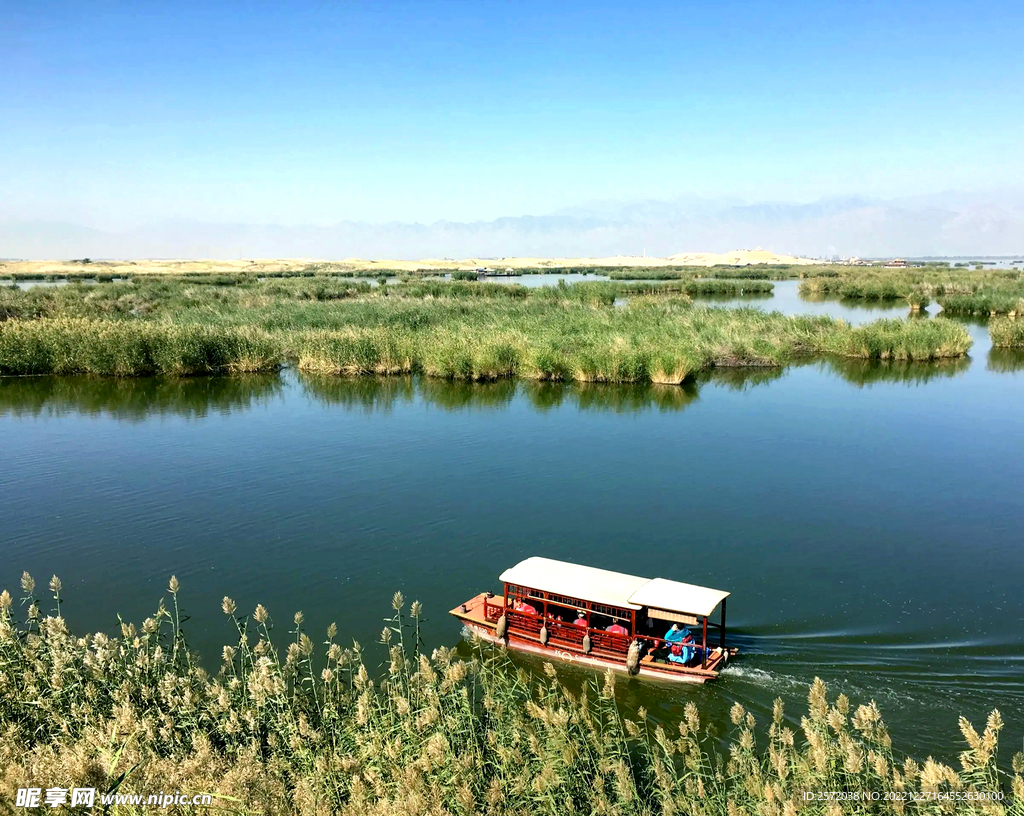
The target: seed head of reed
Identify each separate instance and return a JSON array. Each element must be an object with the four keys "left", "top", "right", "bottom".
[
  {"left": 21, "top": 571, "right": 35, "bottom": 594},
  {"left": 253, "top": 604, "right": 268, "bottom": 624},
  {"left": 222, "top": 596, "right": 236, "bottom": 616}
]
